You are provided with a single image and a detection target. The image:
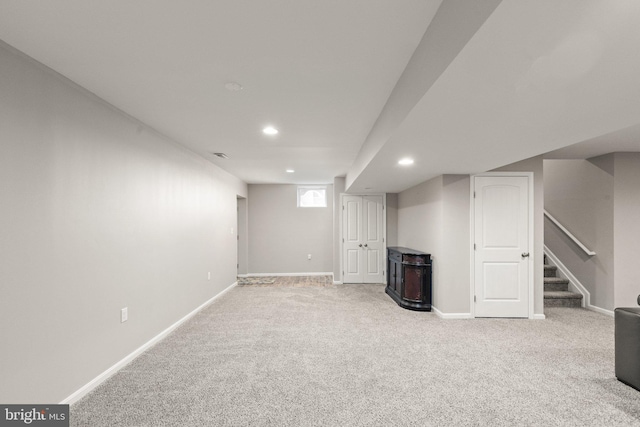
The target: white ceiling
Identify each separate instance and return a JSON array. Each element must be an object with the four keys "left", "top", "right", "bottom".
[
  {"left": 1, "top": 0, "right": 640, "bottom": 192},
  {"left": 347, "top": 0, "right": 640, "bottom": 192},
  {"left": 0, "top": 0, "right": 441, "bottom": 185}
]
